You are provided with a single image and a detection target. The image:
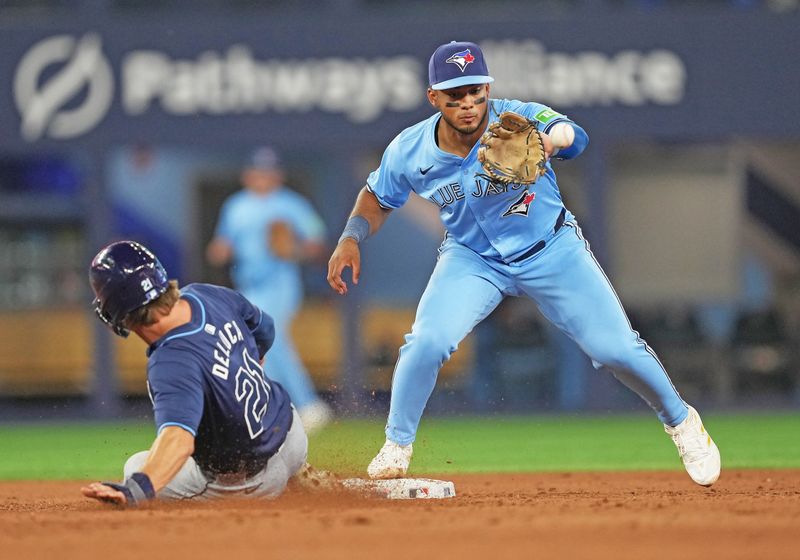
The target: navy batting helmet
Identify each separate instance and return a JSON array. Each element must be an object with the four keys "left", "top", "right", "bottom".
[{"left": 89, "top": 240, "right": 169, "bottom": 337}]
